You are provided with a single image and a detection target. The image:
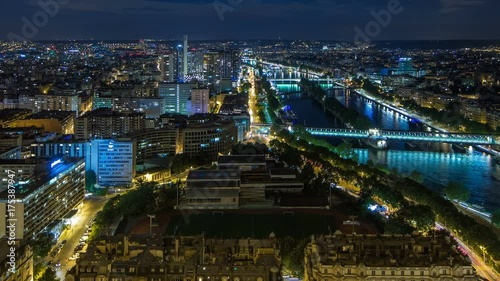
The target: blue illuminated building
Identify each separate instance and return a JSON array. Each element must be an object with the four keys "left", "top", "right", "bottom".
[{"left": 86, "top": 139, "right": 136, "bottom": 187}]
